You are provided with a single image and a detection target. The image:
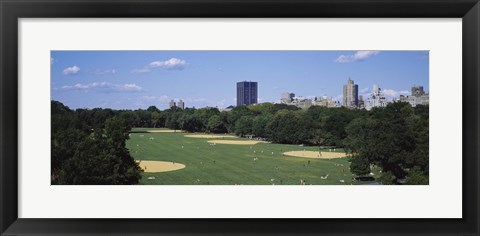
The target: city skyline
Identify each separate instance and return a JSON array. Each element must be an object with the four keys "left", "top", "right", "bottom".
[{"left": 51, "top": 50, "right": 429, "bottom": 110}]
